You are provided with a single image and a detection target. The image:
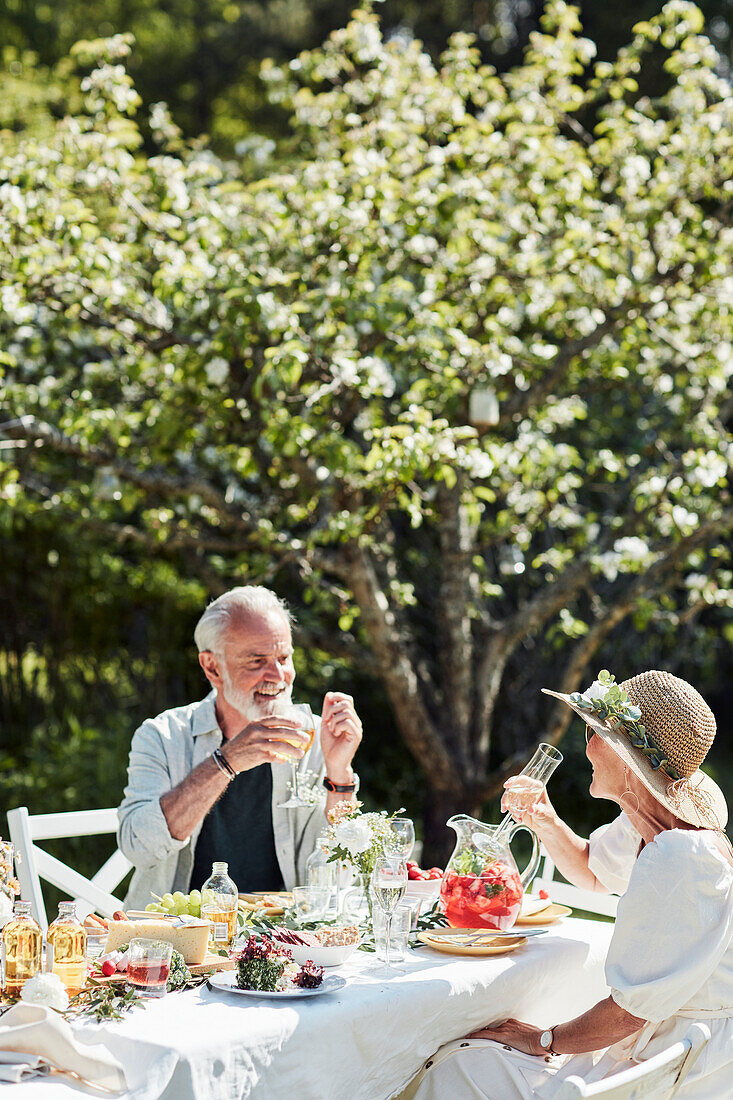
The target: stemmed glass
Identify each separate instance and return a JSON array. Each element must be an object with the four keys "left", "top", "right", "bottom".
[
  {"left": 371, "top": 855, "right": 408, "bottom": 969},
  {"left": 388, "top": 818, "right": 415, "bottom": 861},
  {"left": 491, "top": 742, "right": 563, "bottom": 848},
  {"left": 275, "top": 702, "right": 316, "bottom": 809}
]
